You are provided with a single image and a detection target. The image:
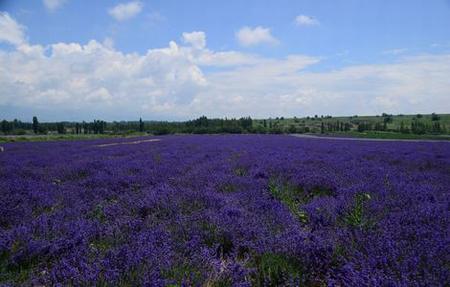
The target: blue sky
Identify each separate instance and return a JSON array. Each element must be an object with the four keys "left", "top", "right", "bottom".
[{"left": 0, "top": 0, "right": 450, "bottom": 121}]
